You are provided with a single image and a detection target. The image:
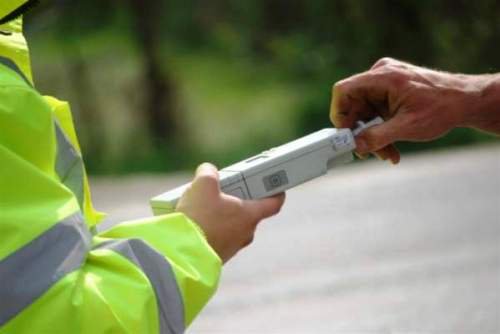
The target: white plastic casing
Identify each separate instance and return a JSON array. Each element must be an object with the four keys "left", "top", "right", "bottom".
[{"left": 150, "top": 128, "right": 355, "bottom": 215}]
